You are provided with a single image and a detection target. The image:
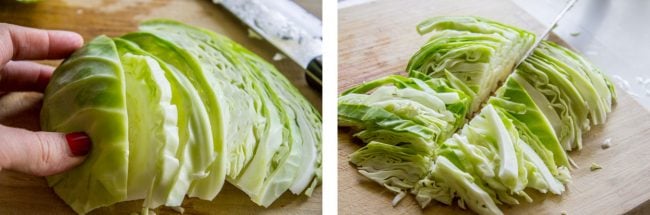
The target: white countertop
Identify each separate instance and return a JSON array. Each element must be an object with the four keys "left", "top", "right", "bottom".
[{"left": 512, "top": 0, "right": 650, "bottom": 111}]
